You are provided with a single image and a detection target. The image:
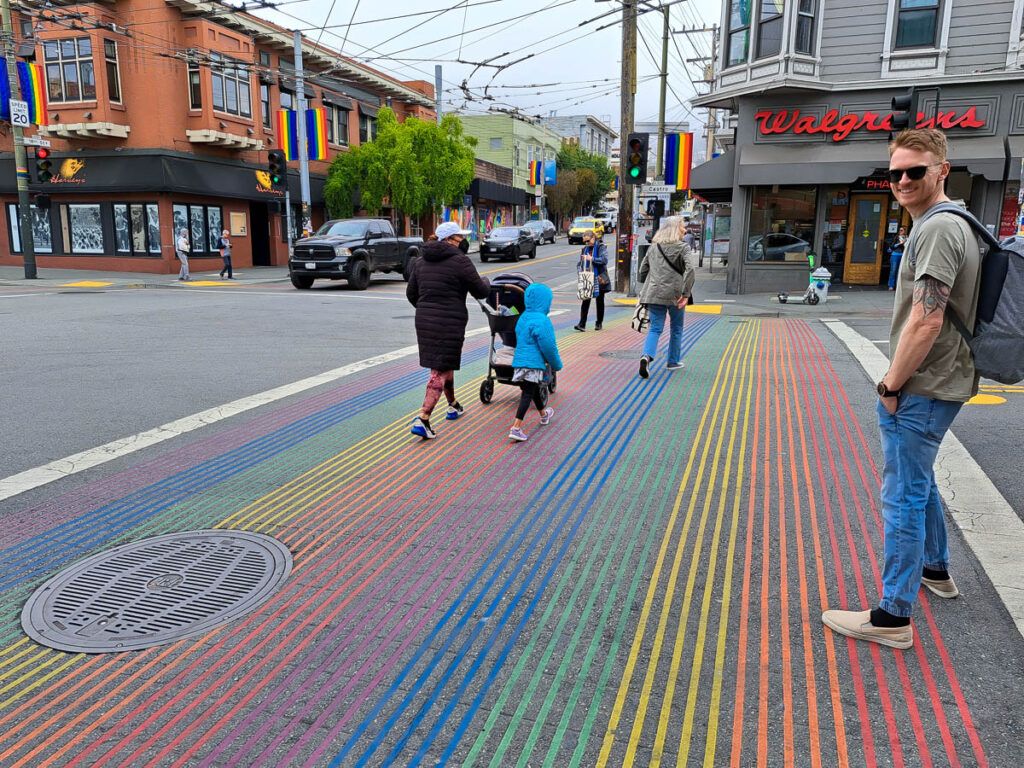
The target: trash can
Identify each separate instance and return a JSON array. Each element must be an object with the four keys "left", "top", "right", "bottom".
[{"left": 811, "top": 267, "right": 832, "bottom": 304}]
